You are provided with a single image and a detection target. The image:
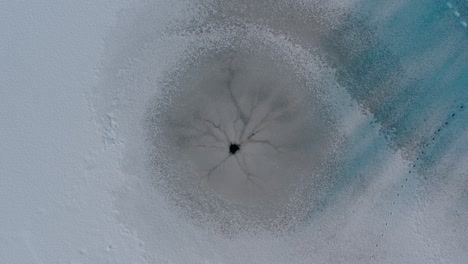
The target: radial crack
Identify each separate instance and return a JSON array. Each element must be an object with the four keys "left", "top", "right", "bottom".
[
  {"left": 192, "top": 144, "right": 225, "bottom": 150},
  {"left": 201, "top": 118, "right": 229, "bottom": 142},
  {"left": 239, "top": 88, "right": 264, "bottom": 141},
  {"left": 202, "top": 154, "right": 231, "bottom": 181},
  {"left": 225, "top": 67, "right": 249, "bottom": 123},
  {"left": 240, "top": 105, "right": 281, "bottom": 142},
  {"left": 245, "top": 139, "right": 286, "bottom": 155},
  {"left": 234, "top": 155, "right": 264, "bottom": 192}
]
